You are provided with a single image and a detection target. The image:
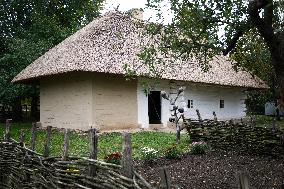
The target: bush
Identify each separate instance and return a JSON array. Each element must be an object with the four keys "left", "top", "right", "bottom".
[
  {"left": 140, "top": 147, "right": 158, "bottom": 160},
  {"left": 190, "top": 141, "right": 209, "bottom": 155},
  {"left": 104, "top": 152, "right": 122, "bottom": 165},
  {"left": 165, "top": 144, "right": 182, "bottom": 159}
]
